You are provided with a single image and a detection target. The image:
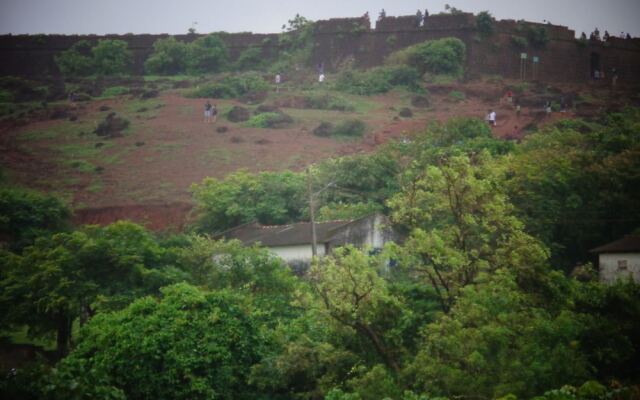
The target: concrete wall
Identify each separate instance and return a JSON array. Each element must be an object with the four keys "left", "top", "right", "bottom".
[
  {"left": 1, "top": 13, "right": 639, "bottom": 83},
  {"left": 598, "top": 253, "right": 640, "bottom": 284},
  {"left": 268, "top": 244, "right": 326, "bottom": 261}
]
